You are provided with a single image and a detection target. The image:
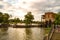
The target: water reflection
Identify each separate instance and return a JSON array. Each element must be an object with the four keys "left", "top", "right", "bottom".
[
  {"left": 25, "top": 28, "right": 32, "bottom": 40},
  {"left": 0, "top": 28, "right": 8, "bottom": 32},
  {"left": 0, "top": 28, "right": 8, "bottom": 40},
  {"left": 0, "top": 27, "right": 44, "bottom": 40},
  {"left": 8, "top": 28, "right": 26, "bottom": 40}
]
